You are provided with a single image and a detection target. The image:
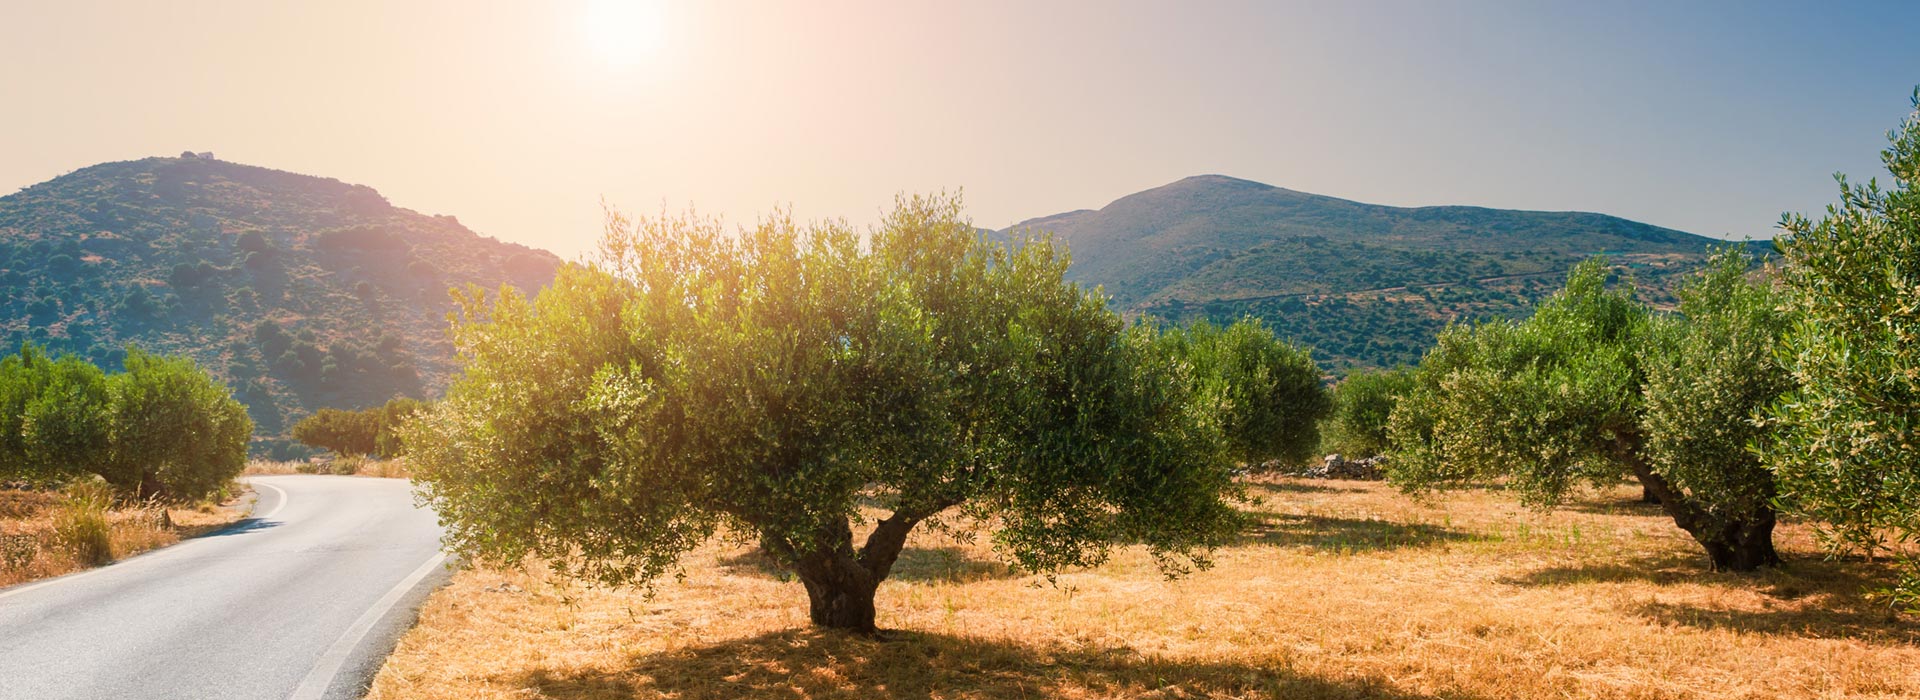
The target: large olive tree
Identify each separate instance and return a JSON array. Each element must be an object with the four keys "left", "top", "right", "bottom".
[
  {"left": 1388, "top": 256, "right": 1789, "bottom": 571},
  {"left": 1769, "top": 90, "right": 1920, "bottom": 609},
  {"left": 406, "top": 196, "right": 1248, "bottom": 633}
]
